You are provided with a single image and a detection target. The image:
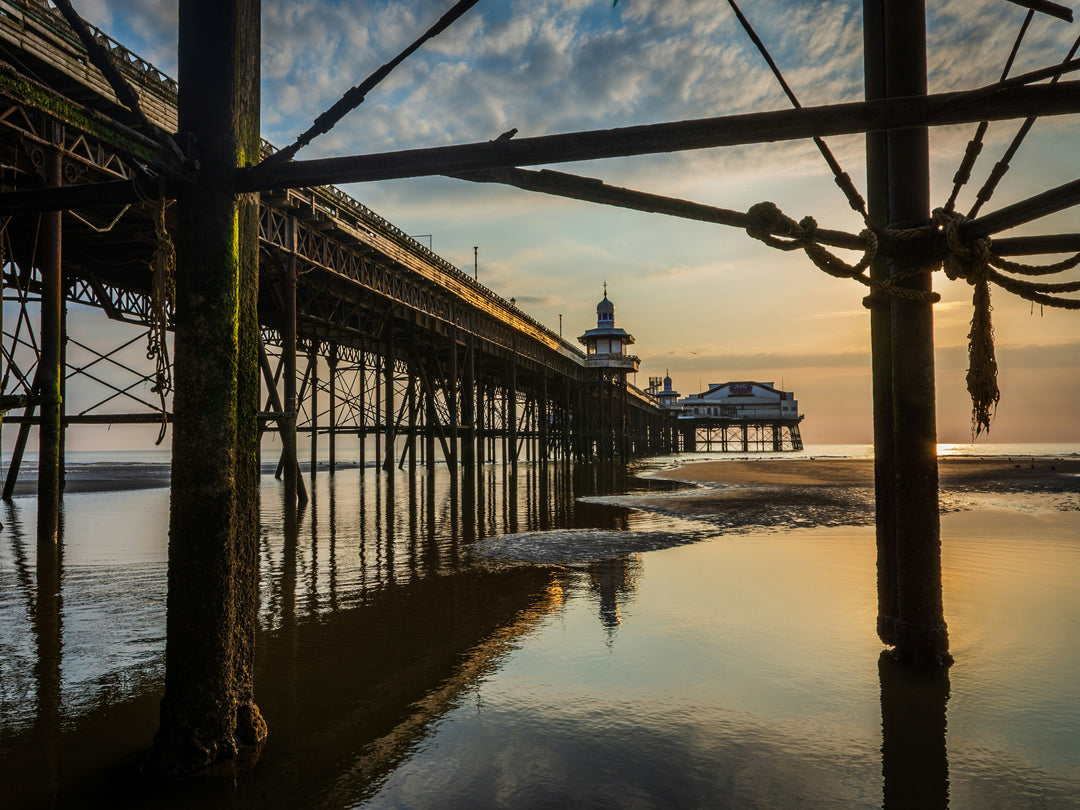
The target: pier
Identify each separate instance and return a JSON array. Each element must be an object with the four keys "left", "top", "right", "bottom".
[
  {"left": 1, "top": 0, "right": 1079, "bottom": 780},
  {"left": 0, "top": 0, "right": 677, "bottom": 510}
]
